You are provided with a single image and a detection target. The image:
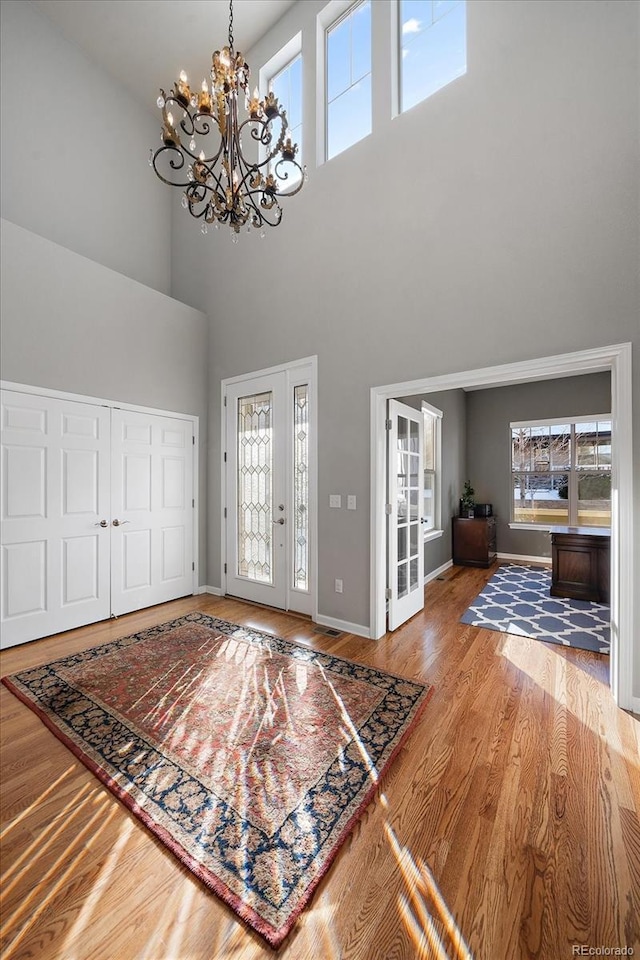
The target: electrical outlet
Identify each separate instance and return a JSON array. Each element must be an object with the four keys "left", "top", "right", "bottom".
[
  {"left": 347, "top": 495, "right": 357, "bottom": 510},
  {"left": 335, "top": 578, "right": 343, "bottom": 593}
]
